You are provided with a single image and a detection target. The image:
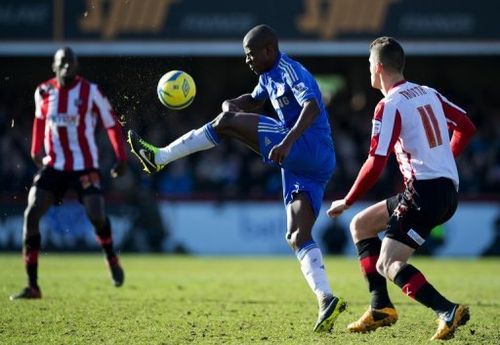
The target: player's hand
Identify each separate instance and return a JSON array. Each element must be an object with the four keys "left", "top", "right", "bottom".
[
  {"left": 326, "top": 199, "right": 350, "bottom": 218},
  {"left": 110, "top": 160, "right": 127, "bottom": 178},
  {"left": 268, "top": 140, "right": 292, "bottom": 166}
]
